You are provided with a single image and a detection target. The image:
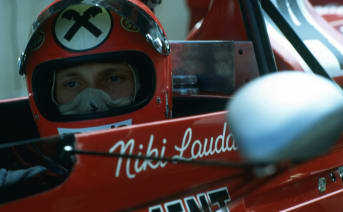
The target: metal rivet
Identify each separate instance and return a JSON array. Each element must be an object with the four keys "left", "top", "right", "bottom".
[
  {"left": 64, "top": 146, "right": 73, "bottom": 152},
  {"left": 329, "top": 172, "right": 336, "bottom": 182},
  {"left": 337, "top": 166, "right": 343, "bottom": 181},
  {"left": 156, "top": 97, "right": 161, "bottom": 104},
  {"left": 253, "top": 165, "right": 276, "bottom": 178},
  {"left": 34, "top": 114, "right": 39, "bottom": 120},
  {"left": 318, "top": 177, "right": 326, "bottom": 193}
]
